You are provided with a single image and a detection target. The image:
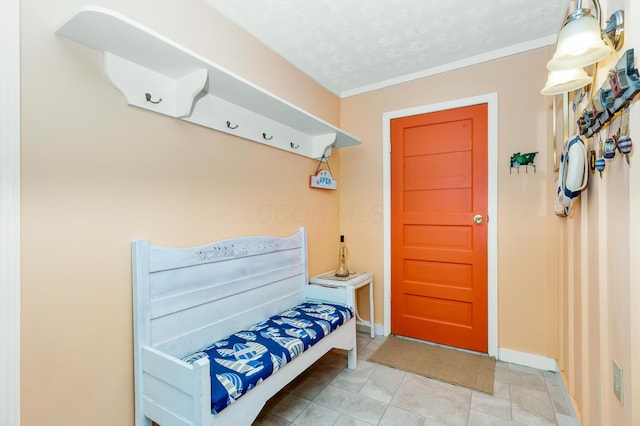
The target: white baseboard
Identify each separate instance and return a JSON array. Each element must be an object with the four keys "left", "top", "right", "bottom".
[
  {"left": 364, "top": 328, "right": 558, "bottom": 373},
  {"left": 498, "top": 348, "right": 558, "bottom": 372},
  {"left": 374, "top": 323, "right": 385, "bottom": 336},
  {"left": 356, "top": 322, "right": 384, "bottom": 337}
]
